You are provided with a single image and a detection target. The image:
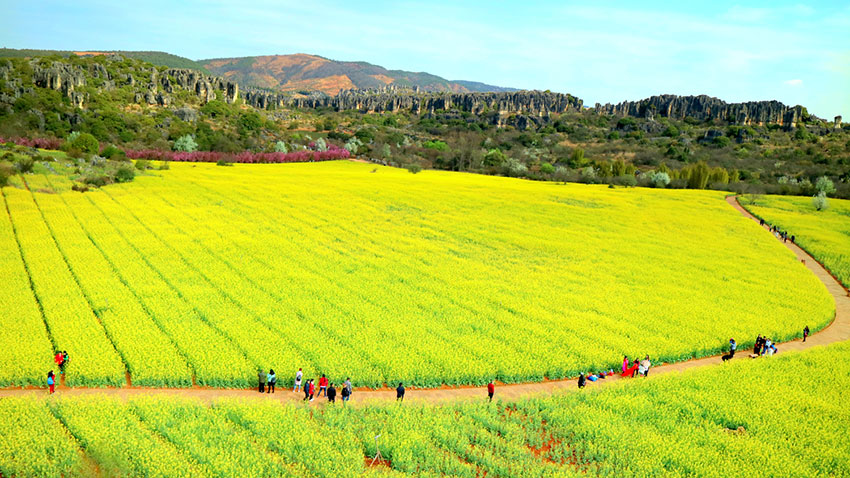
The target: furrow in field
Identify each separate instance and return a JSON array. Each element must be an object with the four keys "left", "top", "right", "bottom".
[
  {"left": 28, "top": 175, "right": 192, "bottom": 387},
  {"left": 0, "top": 190, "right": 54, "bottom": 386},
  {"left": 2, "top": 186, "right": 125, "bottom": 386}
]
